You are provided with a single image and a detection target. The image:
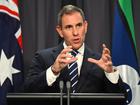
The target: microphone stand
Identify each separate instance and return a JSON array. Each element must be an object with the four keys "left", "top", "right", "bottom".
[
  {"left": 59, "top": 81, "right": 64, "bottom": 105},
  {"left": 66, "top": 81, "right": 71, "bottom": 105}
]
